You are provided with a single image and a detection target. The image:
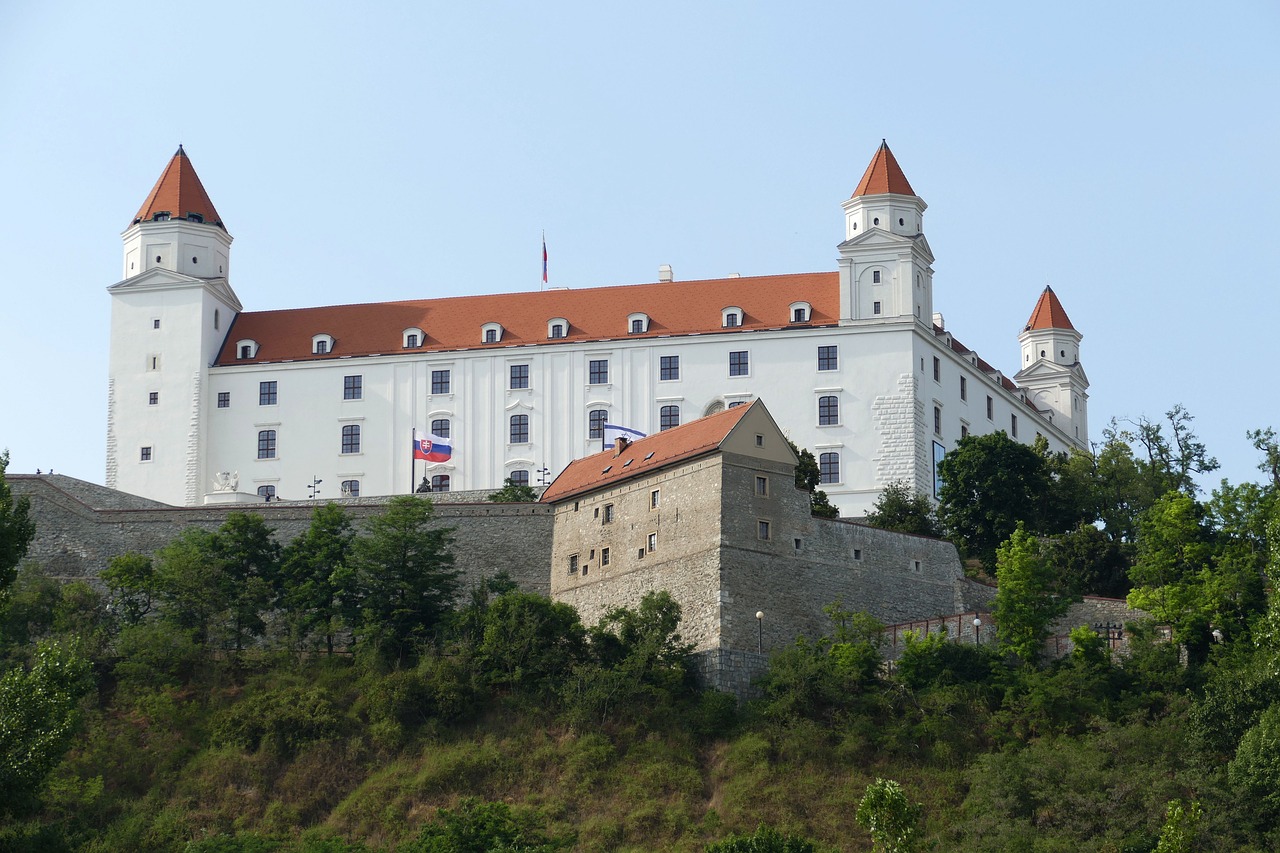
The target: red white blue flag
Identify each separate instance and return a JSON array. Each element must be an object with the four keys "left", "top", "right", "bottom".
[
  {"left": 413, "top": 431, "right": 453, "bottom": 463},
  {"left": 542, "top": 233, "right": 548, "bottom": 284}
]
